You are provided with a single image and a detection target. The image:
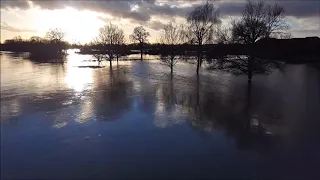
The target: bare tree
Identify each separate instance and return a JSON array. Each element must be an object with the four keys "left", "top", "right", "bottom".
[
  {"left": 93, "top": 23, "right": 124, "bottom": 67},
  {"left": 129, "top": 26, "right": 150, "bottom": 61},
  {"left": 212, "top": 0, "right": 290, "bottom": 83},
  {"left": 214, "top": 25, "right": 232, "bottom": 44},
  {"left": 114, "top": 28, "right": 125, "bottom": 63},
  {"left": 30, "top": 36, "right": 43, "bottom": 43},
  {"left": 13, "top": 36, "right": 23, "bottom": 42},
  {"left": 184, "top": 0, "right": 220, "bottom": 74},
  {"left": 45, "top": 28, "right": 65, "bottom": 42},
  {"left": 44, "top": 28, "right": 66, "bottom": 53},
  {"left": 91, "top": 38, "right": 105, "bottom": 66},
  {"left": 159, "top": 22, "right": 183, "bottom": 74},
  {"left": 231, "top": 1, "right": 289, "bottom": 44}
]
